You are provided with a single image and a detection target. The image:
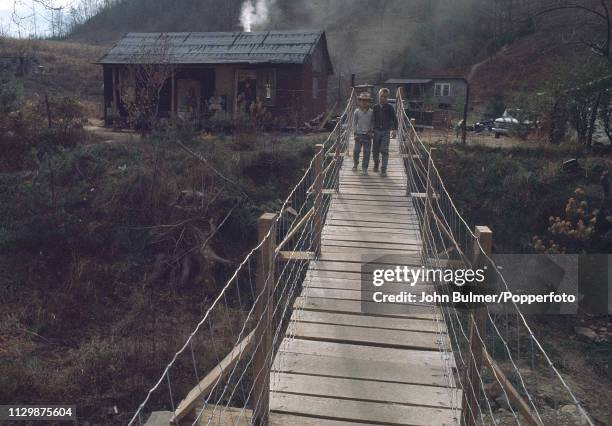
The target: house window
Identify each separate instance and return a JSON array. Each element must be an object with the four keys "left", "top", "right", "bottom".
[
  {"left": 434, "top": 83, "right": 451, "bottom": 97},
  {"left": 312, "top": 77, "right": 319, "bottom": 99}
]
